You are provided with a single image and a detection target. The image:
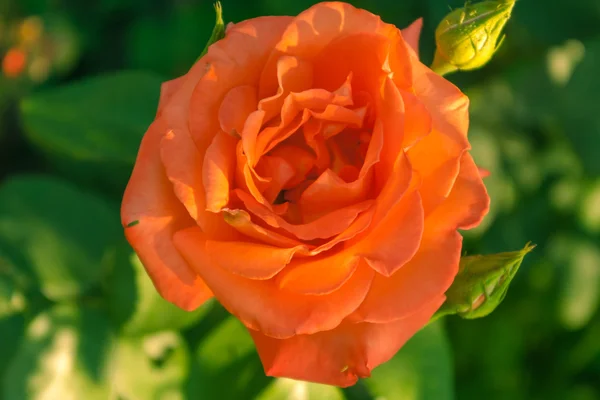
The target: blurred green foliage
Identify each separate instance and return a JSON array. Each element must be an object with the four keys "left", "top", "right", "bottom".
[{"left": 0, "top": 0, "right": 599, "bottom": 399}]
